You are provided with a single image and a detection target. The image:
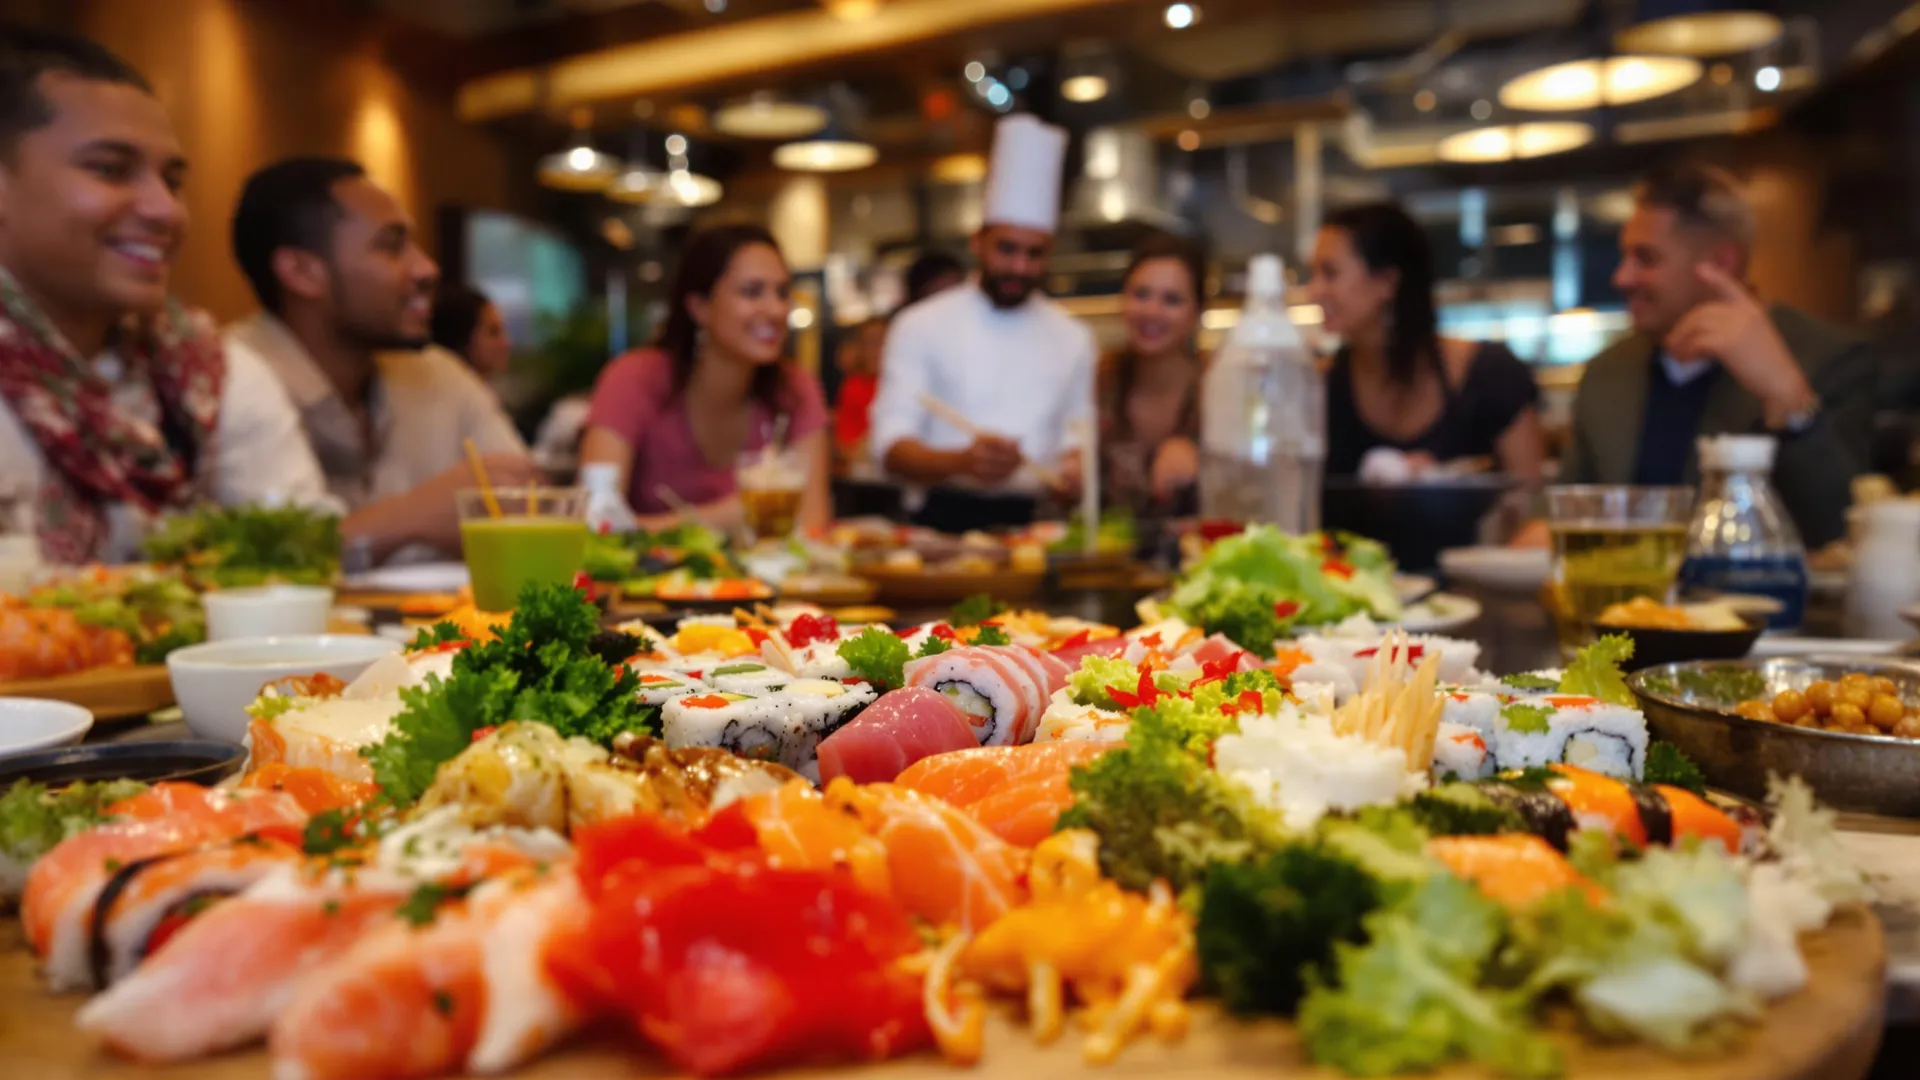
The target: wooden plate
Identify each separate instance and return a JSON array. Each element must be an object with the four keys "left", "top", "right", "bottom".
[
  {"left": 0, "top": 906, "right": 1886, "bottom": 1079},
  {"left": 857, "top": 567, "right": 1046, "bottom": 607},
  {"left": 0, "top": 665, "right": 172, "bottom": 722}
]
